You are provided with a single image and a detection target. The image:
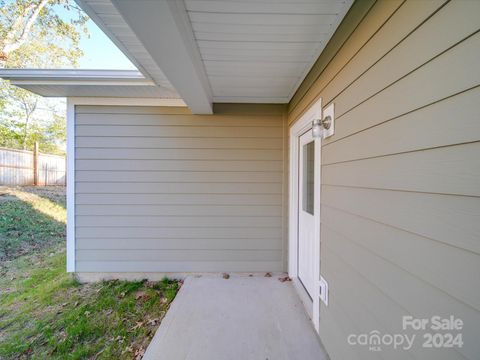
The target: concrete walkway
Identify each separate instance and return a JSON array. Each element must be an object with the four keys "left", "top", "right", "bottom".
[{"left": 144, "top": 275, "right": 329, "bottom": 360}]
